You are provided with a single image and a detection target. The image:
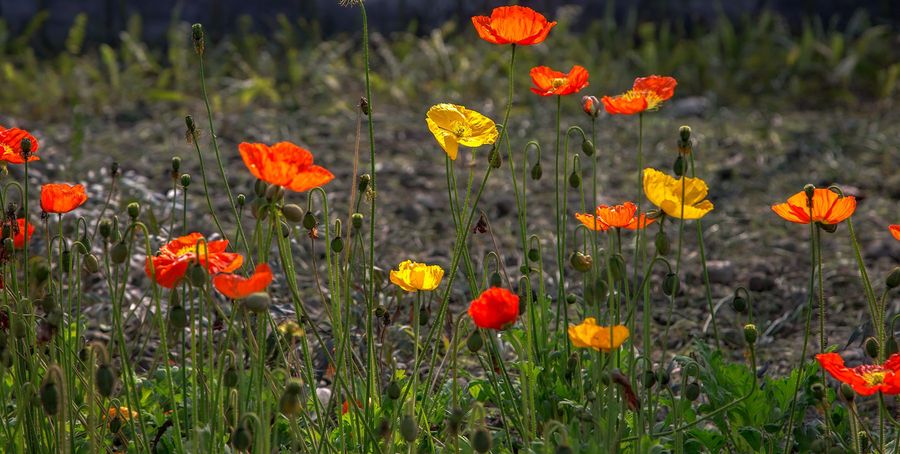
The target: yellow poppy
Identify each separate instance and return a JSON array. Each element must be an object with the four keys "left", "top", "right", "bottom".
[
  {"left": 426, "top": 104, "right": 498, "bottom": 160},
  {"left": 567, "top": 317, "right": 629, "bottom": 352},
  {"left": 643, "top": 168, "right": 714, "bottom": 220},
  {"left": 390, "top": 260, "right": 445, "bottom": 292}
]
